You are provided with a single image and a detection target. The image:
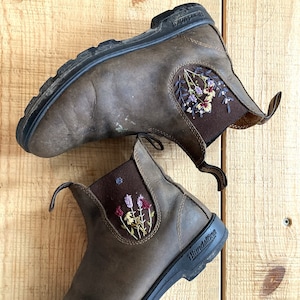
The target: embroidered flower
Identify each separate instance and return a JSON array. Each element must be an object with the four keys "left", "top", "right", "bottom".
[
  {"left": 222, "top": 97, "right": 234, "bottom": 113},
  {"left": 197, "top": 100, "right": 212, "bottom": 113},
  {"left": 207, "top": 79, "right": 215, "bottom": 87},
  {"left": 124, "top": 211, "right": 135, "bottom": 226},
  {"left": 115, "top": 206, "right": 138, "bottom": 240},
  {"left": 175, "top": 66, "right": 234, "bottom": 118},
  {"left": 124, "top": 194, "right": 133, "bottom": 208},
  {"left": 115, "top": 177, "right": 123, "bottom": 185},
  {"left": 188, "top": 94, "right": 197, "bottom": 103},
  {"left": 195, "top": 86, "right": 203, "bottom": 95},
  {"left": 115, "top": 205, "right": 124, "bottom": 217},
  {"left": 204, "top": 87, "right": 215, "bottom": 95},
  {"left": 137, "top": 195, "right": 144, "bottom": 208},
  {"left": 223, "top": 97, "right": 231, "bottom": 104},
  {"left": 115, "top": 194, "right": 155, "bottom": 240},
  {"left": 141, "top": 198, "right": 151, "bottom": 210}
]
